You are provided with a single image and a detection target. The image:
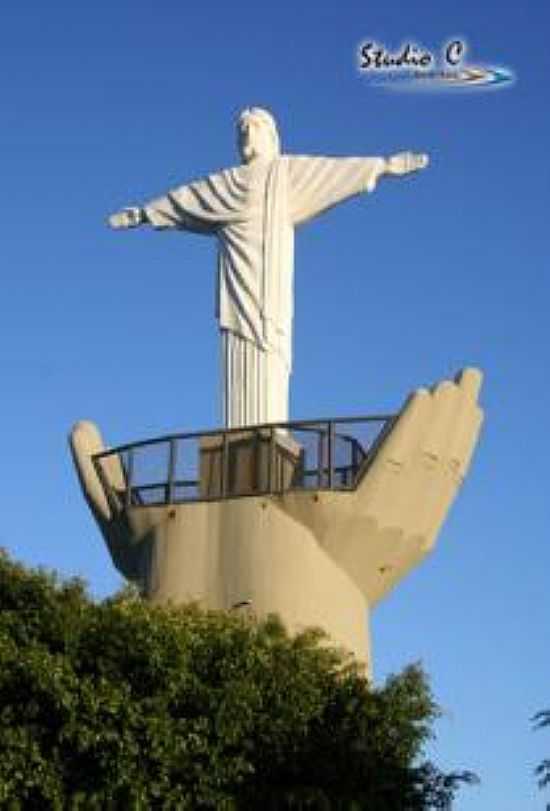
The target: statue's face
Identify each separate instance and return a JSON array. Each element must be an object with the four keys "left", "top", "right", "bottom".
[{"left": 238, "top": 114, "right": 277, "bottom": 163}]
